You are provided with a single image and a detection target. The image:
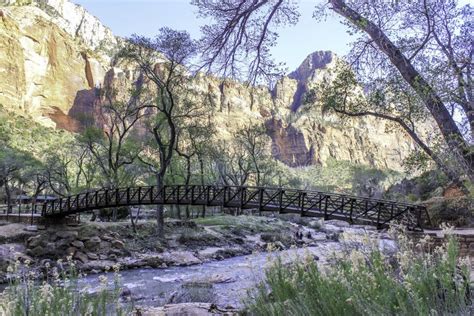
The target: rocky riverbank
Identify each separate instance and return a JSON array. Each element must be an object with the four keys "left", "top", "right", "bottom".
[{"left": 0, "top": 214, "right": 345, "bottom": 283}]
